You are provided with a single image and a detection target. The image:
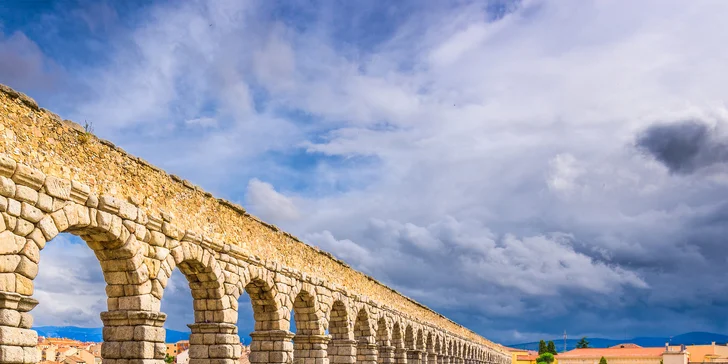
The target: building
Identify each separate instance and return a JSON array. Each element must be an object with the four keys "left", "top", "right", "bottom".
[
  {"left": 74, "top": 349, "right": 97, "bottom": 364},
  {"left": 40, "top": 345, "right": 57, "bottom": 361},
  {"left": 558, "top": 344, "right": 688, "bottom": 364},
  {"left": 665, "top": 343, "right": 728, "bottom": 363},
  {"left": 506, "top": 347, "right": 541, "bottom": 364},
  {"left": 62, "top": 357, "right": 86, "bottom": 364},
  {"left": 239, "top": 345, "right": 251, "bottom": 364},
  {"left": 56, "top": 347, "right": 78, "bottom": 362},
  {"left": 176, "top": 349, "right": 190, "bottom": 364},
  {"left": 43, "top": 338, "right": 83, "bottom": 348},
  {"left": 167, "top": 343, "right": 180, "bottom": 358},
  {"left": 517, "top": 352, "right": 541, "bottom": 364},
  {"left": 176, "top": 340, "right": 190, "bottom": 354},
  {"left": 87, "top": 343, "right": 102, "bottom": 359}
]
